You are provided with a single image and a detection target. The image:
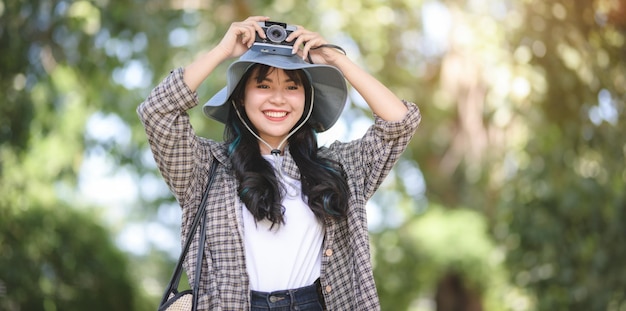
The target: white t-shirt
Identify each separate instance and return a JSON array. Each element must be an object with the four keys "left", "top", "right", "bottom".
[{"left": 242, "top": 156, "right": 323, "bottom": 292}]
